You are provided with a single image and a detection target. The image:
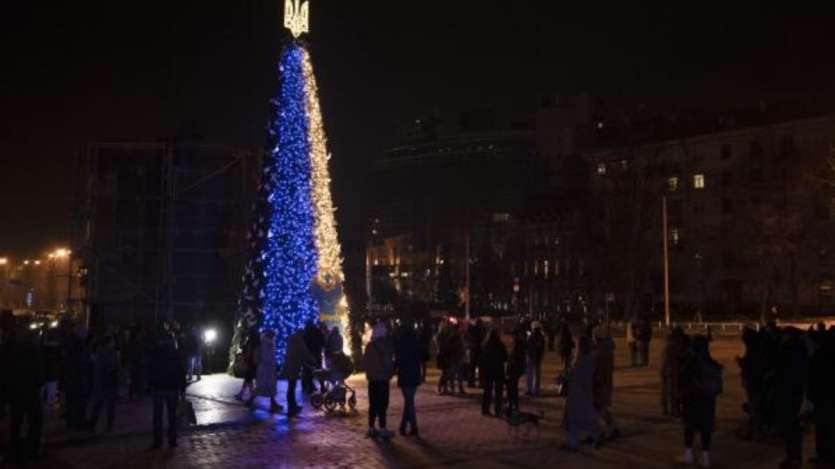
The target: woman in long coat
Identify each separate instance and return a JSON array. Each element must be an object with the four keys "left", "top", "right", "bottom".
[
  {"left": 249, "top": 330, "right": 281, "bottom": 412},
  {"left": 594, "top": 325, "right": 620, "bottom": 440},
  {"left": 563, "top": 336, "right": 603, "bottom": 451}
]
